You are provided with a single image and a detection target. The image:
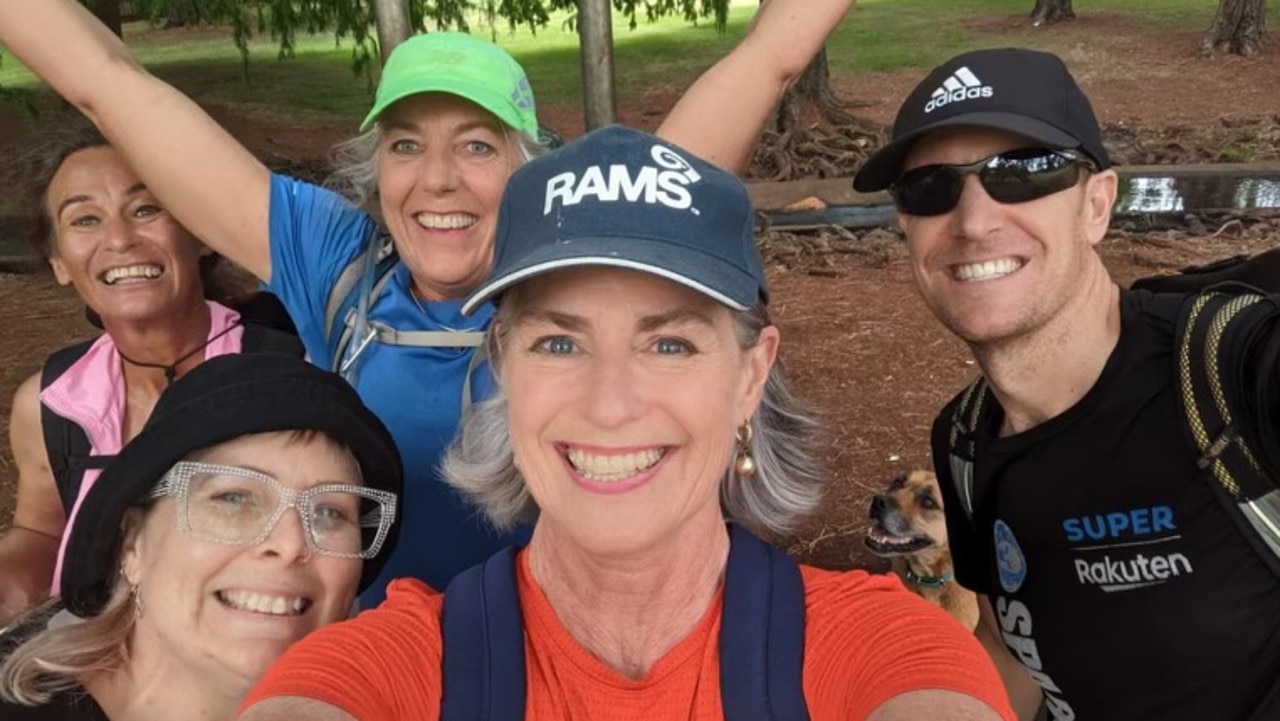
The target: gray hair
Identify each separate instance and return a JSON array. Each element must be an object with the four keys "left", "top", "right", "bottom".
[
  {"left": 441, "top": 301, "right": 828, "bottom": 537},
  {"left": 324, "top": 125, "right": 545, "bottom": 207}
]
